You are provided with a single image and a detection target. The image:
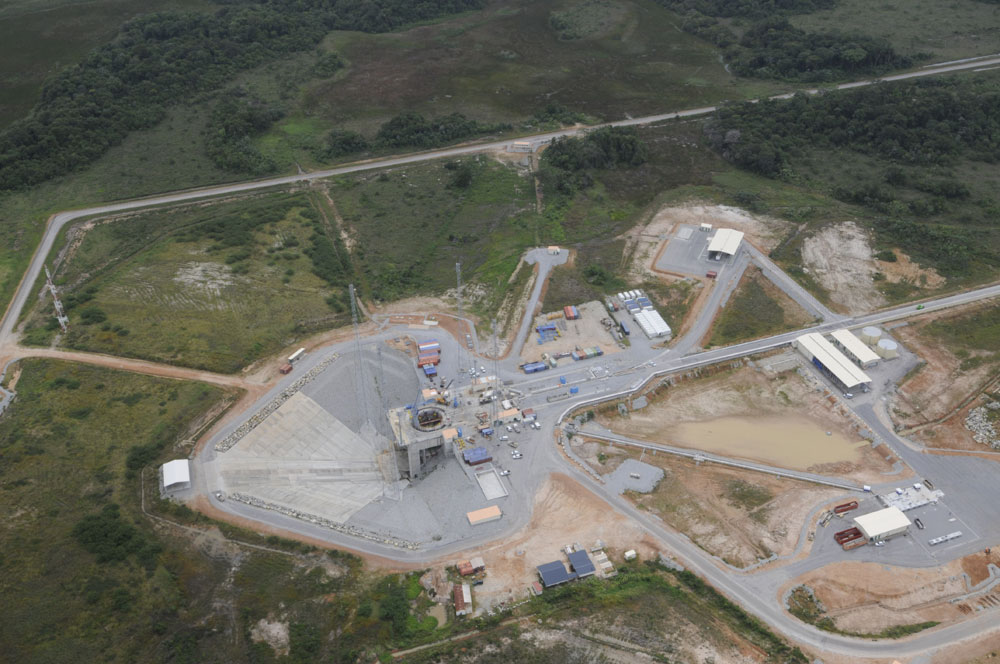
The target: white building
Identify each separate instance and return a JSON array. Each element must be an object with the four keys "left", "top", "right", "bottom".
[
  {"left": 793, "top": 332, "right": 871, "bottom": 392},
  {"left": 707, "top": 228, "right": 744, "bottom": 259},
  {"left": 854, "top": 507, "right": 911, "bottom": 542},
  {"left": 830, "top": 329, "right": 880, "bottom": 369},
  {"left": 633, "top": 310, "right": 672, "bottom": 338},
  {"left": 161, "top": 459, "right": 191, "bottom": 492}
]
